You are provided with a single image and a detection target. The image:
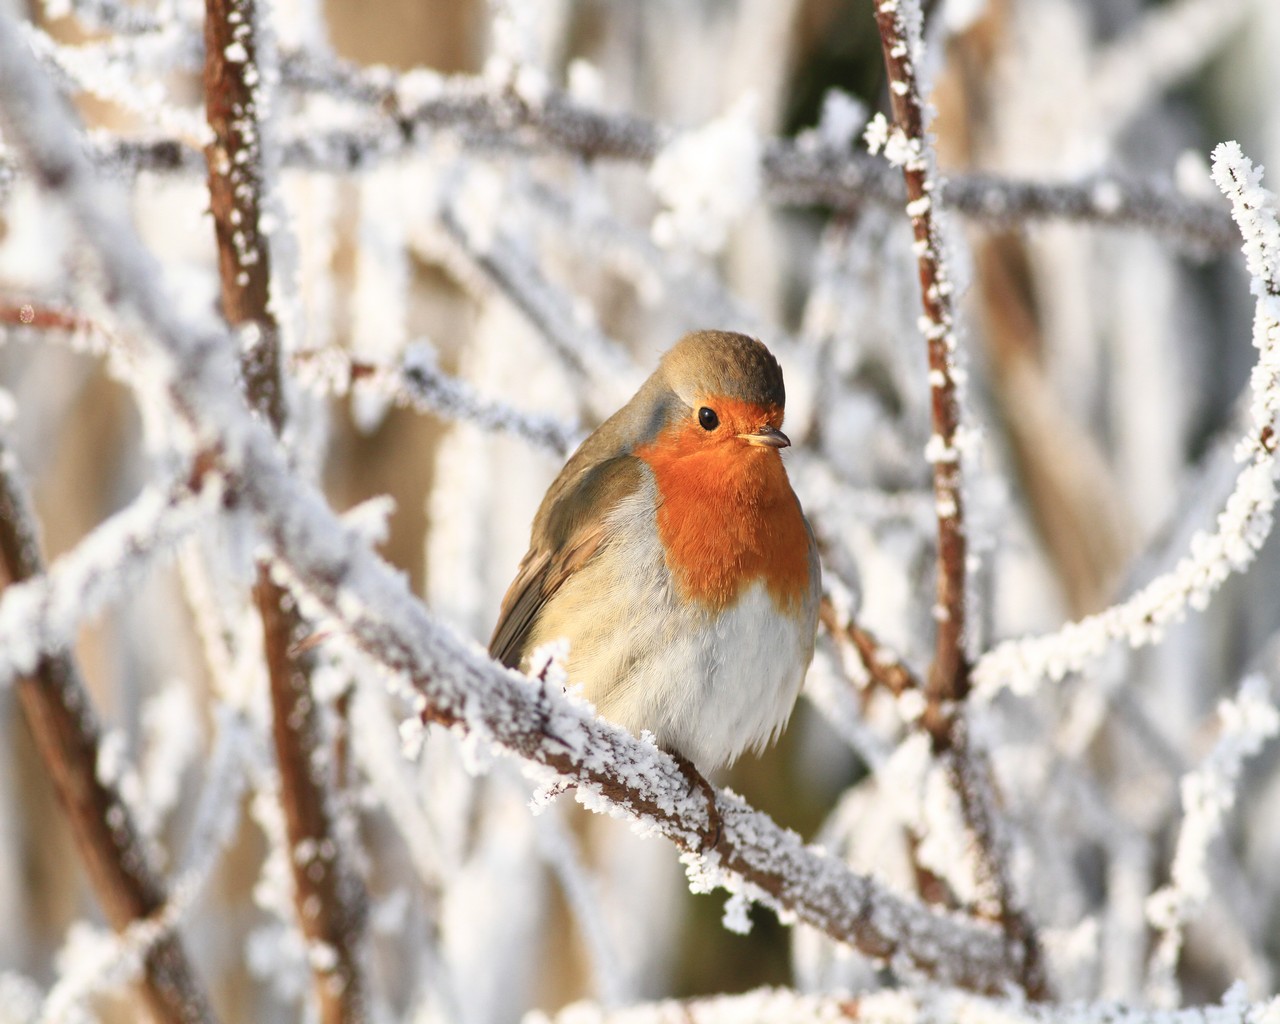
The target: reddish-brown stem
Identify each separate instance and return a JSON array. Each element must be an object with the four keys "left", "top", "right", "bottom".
[
  {"left": 818, "top": 597, "right": 919, "bottom": 701},
  {"left": 0, "top": 301, "right": 92, "bottom": 332},
  {"left": 0, "top": 449, "right": 215, "bottom": 1024},
  {"left": 872, "top": 0, "right": 968, "bottom": 728},
  {"left": 871, "top": 1, "right": 1047, "bottom": 998},
  {"left": 203, "top": 0, "right": 284, "bottom": 431},
  {"left": 203, "top": 2, "right": 367, "bottom": 1019},
  {"left": 256, "top": 575, "right": 368, "bottom": 1020}
]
